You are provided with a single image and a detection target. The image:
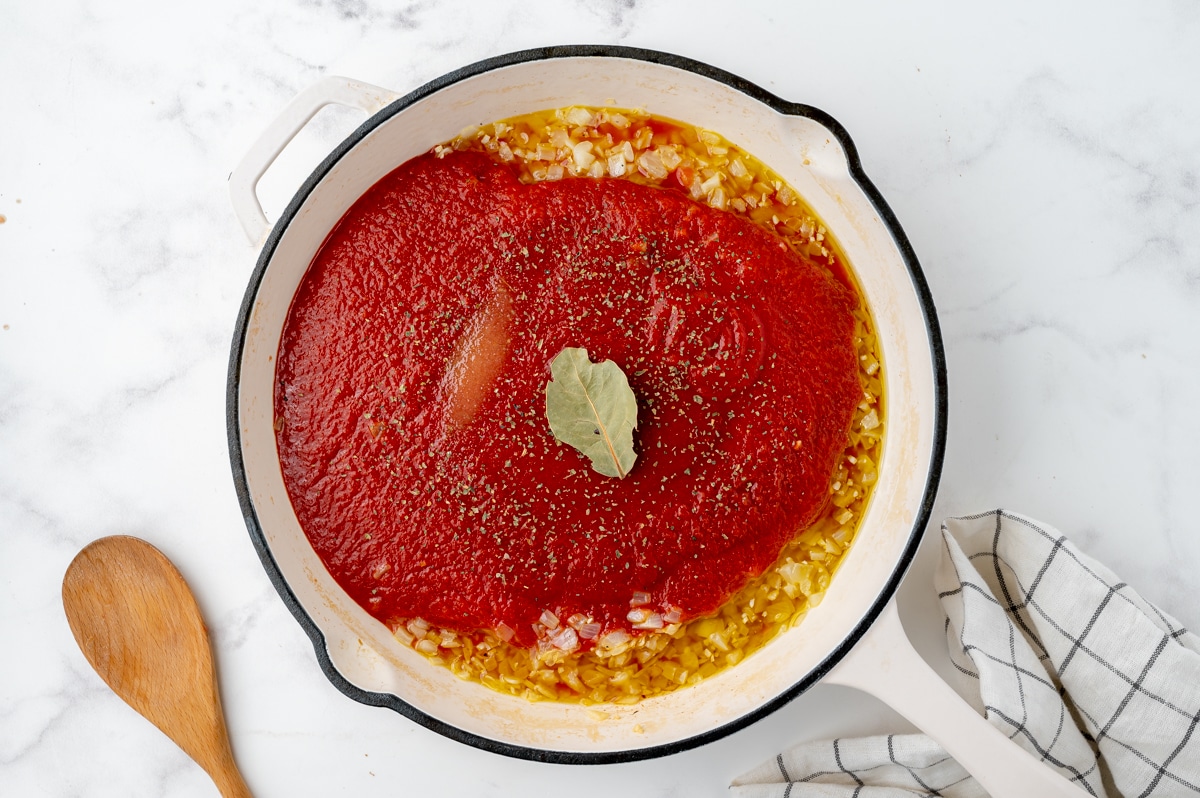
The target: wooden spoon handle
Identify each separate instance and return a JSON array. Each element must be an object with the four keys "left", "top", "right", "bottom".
[
  {"left": 203, "top": 688, "right": 254, "bottom": 798},
  {"left": 209, "top": 746, "right": 254, "bottom": 798}
]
